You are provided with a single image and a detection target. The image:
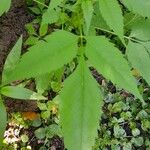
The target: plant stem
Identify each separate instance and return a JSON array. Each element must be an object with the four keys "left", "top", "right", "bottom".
[
  {"left": 95, "top": 26, "right": 142, "bottom": 43},
  {"left": 61, "top": 0, "right": 66, "bottom": 30},
  {"left": 33, "top": 0, "right": 48, "bottom": 8}
]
